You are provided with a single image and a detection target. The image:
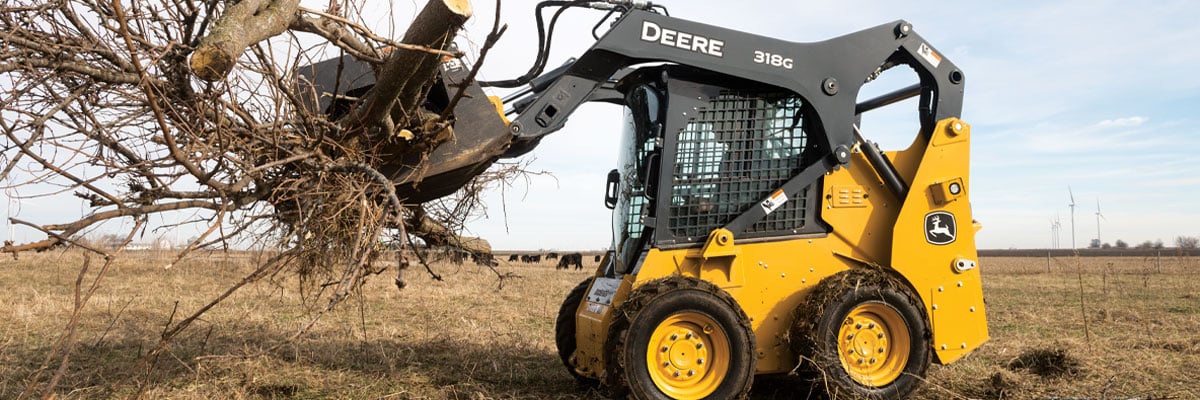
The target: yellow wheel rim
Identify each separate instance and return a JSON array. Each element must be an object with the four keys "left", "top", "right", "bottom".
[
  {"left": 645, "top": 312, "right": 730, "bottom": 399},
  {"left": 836, "top": 301, "right": 911, "bottom": 387}
]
